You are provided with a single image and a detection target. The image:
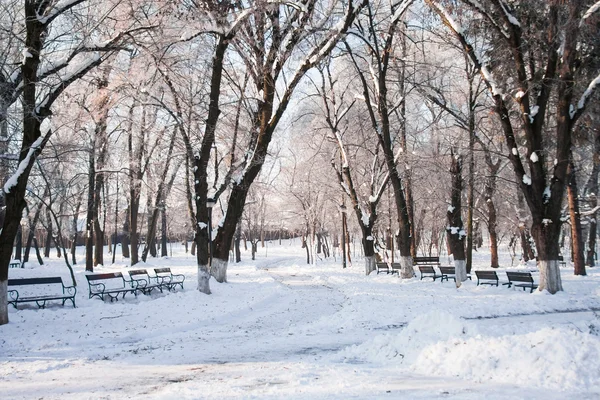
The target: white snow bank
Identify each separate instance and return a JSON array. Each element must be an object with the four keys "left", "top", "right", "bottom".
[
  {"left": 336, "top": 310, "right": 476, "bottom": 365},
  {"left": 415, "top": 326, "right": 600, "bottom": 392},
  {"left": 337, "top": 311, "right": 600, "bottom": 392}
]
